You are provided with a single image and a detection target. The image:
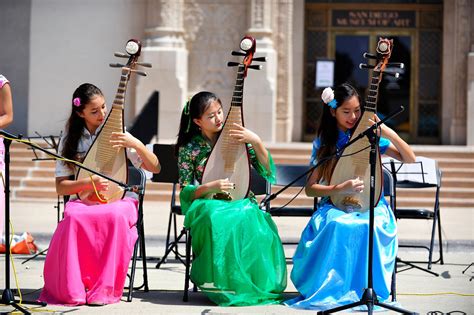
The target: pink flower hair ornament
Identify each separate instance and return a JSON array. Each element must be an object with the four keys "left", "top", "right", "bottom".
[{"left": 73, "top": 97, "right": 81, "bottom": 107}]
